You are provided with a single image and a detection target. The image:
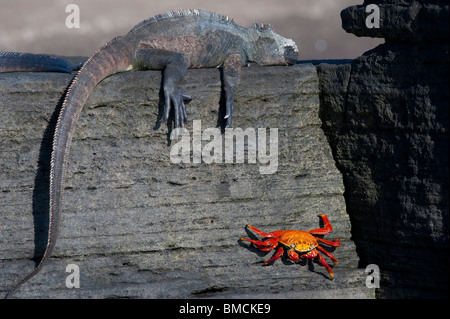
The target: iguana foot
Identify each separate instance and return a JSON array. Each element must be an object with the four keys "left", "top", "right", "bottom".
[
  {"left": 220, "top": 53, "right": 241, "bottom": 130},
  {"left": 162, "top": 87, "right": 191, "bottom": 128}
]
